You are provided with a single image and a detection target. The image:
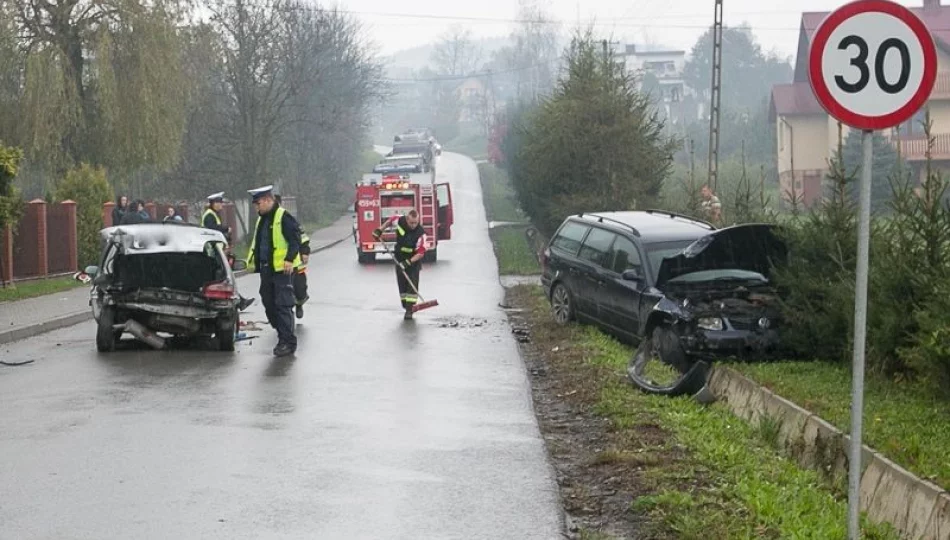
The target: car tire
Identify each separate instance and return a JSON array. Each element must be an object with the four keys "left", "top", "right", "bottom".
[
  {"left": 627, "top": 325, "right": 707, "bottom": 396},
  {"left": 422, "top": 249, "right": 437, "bottom": 263},
  {"left": 550, "top": 283, "right": 575, "bottom": 325},
  {"left": 357, "top": 251, "right": 374, "bottom": 264},
  {"left": 96, "top": 306, "right": 117, "bottom": 353},
  {"left": 217, "top": 314, "right": 237, "bottom": 352}
]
